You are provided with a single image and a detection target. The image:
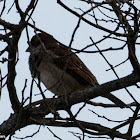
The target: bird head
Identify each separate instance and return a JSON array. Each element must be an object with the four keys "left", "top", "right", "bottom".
[{"left": 26, "top": 33, "right": 54, "bottom": 53}]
